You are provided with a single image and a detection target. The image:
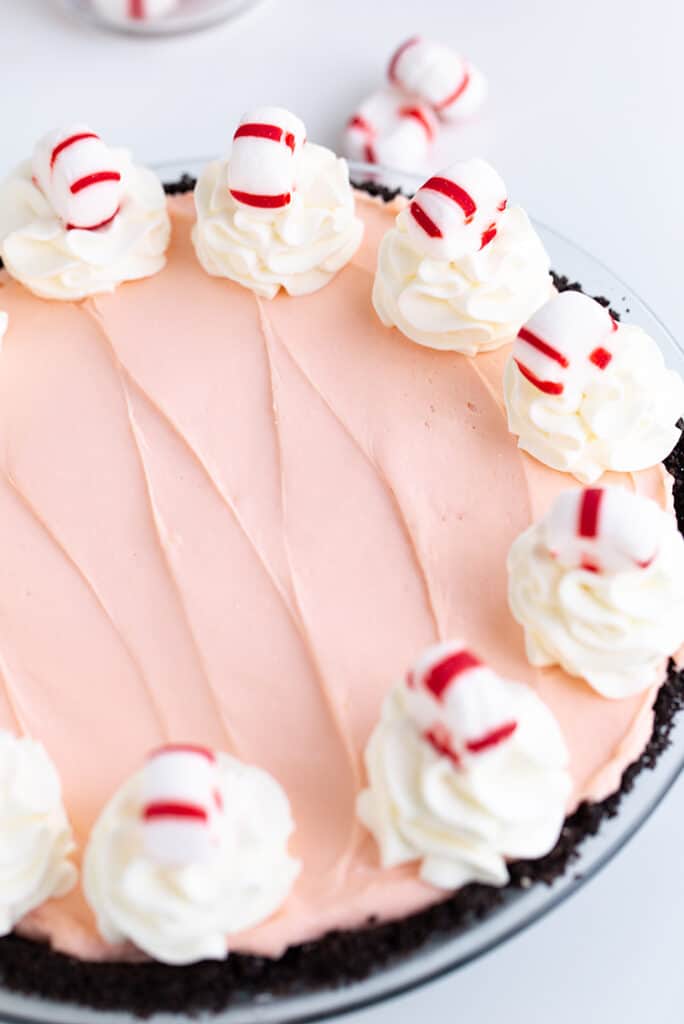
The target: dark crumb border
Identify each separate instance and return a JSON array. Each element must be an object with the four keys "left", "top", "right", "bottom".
[{"left": 0, "top": 179, "right": 682, "bottom": 1017}]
